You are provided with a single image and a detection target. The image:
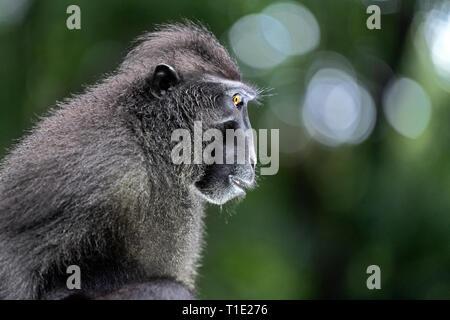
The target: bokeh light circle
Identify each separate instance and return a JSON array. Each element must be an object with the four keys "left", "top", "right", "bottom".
[
  {"left": 228, "top": 14, "right": 290, "bottom": 69},
  {"left": 424, "top": 4, "right": 450, "bottom": 81},
  {"left": 263, "top": 2, "right": 320, "bottom": 56},
  {"left": 229, "top": 3, "right": 320, "bottom": 69}
]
